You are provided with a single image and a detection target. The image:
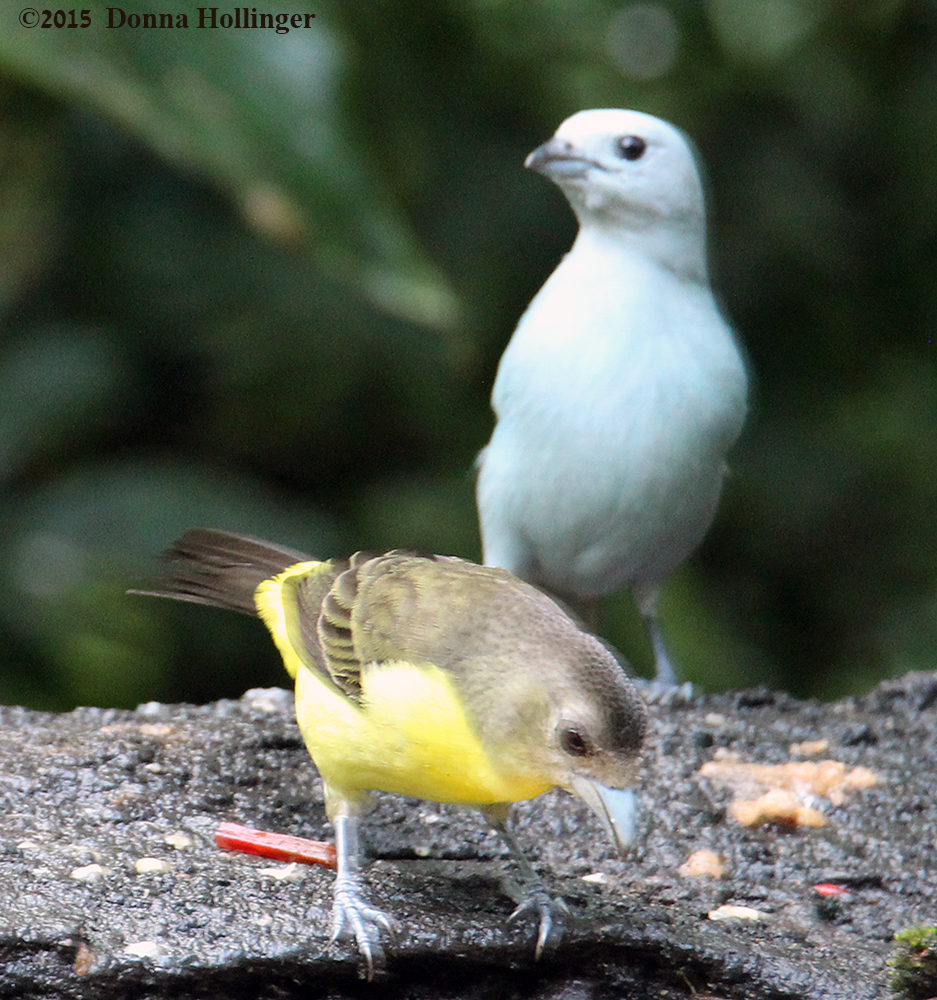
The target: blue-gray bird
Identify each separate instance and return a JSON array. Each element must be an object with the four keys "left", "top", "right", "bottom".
[{"left": 477, "top": 109, "right": 748, "bottom": 684}]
